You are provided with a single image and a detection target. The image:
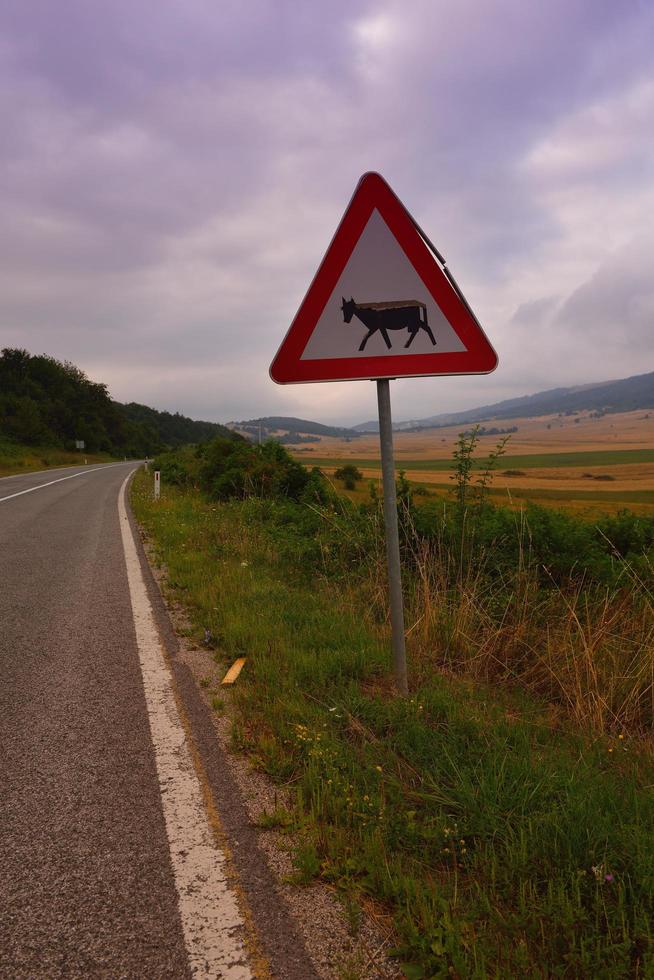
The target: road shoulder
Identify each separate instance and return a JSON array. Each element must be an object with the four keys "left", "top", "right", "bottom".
[{"left": 126, "top": 476, "right": 401, "bottom": 980}]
